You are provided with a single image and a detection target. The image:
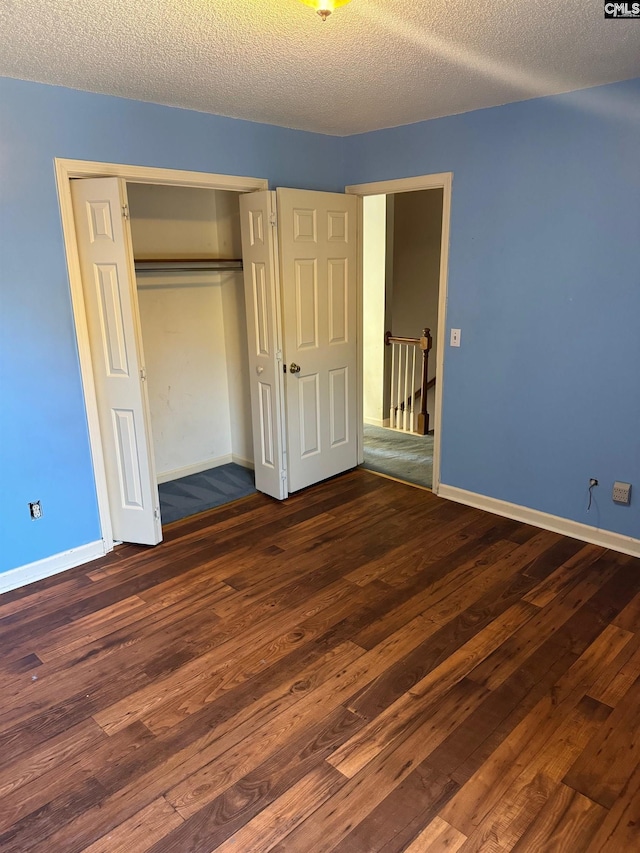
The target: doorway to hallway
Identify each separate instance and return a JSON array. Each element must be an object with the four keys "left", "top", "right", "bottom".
[
  {"left": 358, "top": 185, "right": 445, "bottom": 491},
  {"left": 361, "top": 423, "right": 434, "bottom": 489}
]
